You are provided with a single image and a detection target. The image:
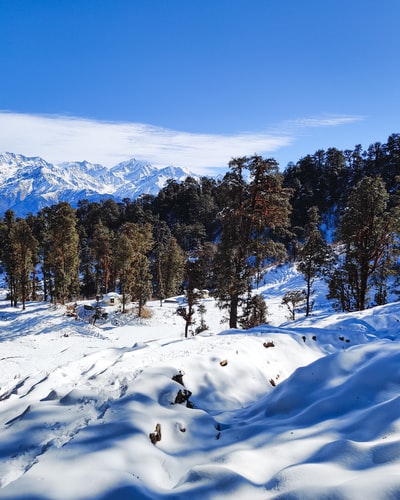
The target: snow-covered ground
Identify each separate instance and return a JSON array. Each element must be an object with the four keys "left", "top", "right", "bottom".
[{"left": 1, "top": 265, "right": 400, "bottom": 499}]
